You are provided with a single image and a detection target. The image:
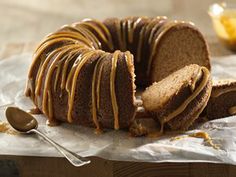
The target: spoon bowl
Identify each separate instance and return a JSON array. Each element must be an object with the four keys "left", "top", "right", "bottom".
[
  {"left": 6, "top": 107, "right": 38, "bottom": 132},
  {"left": 5, "top": 106, "right": 90, "bottom": 167}
]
